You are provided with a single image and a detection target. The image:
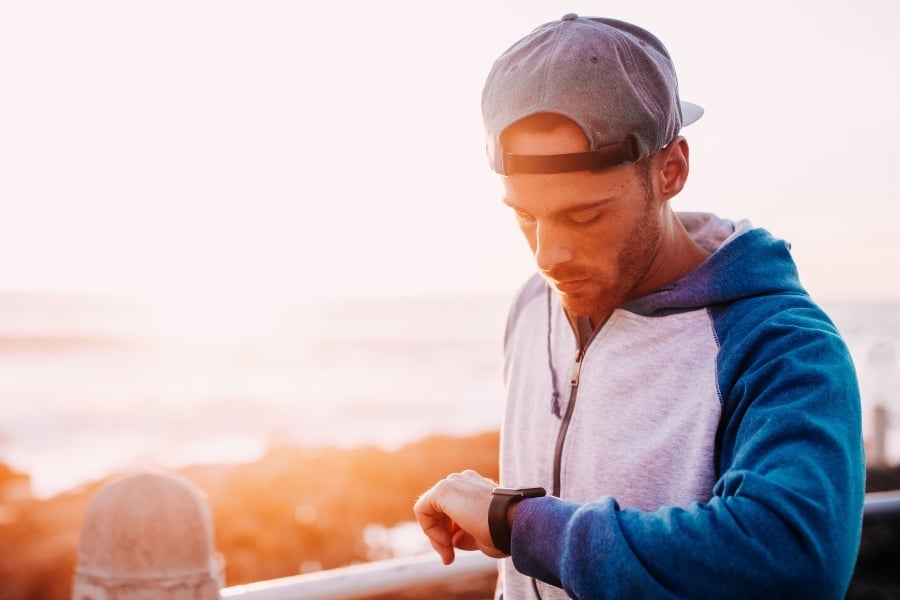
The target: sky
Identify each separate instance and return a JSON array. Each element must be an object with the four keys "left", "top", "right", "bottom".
[{"left": 1, "top": 0, "right": 898, "bottom": 304}]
